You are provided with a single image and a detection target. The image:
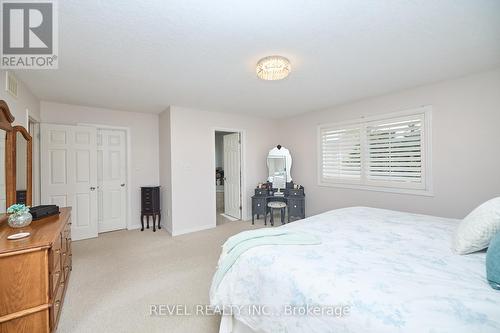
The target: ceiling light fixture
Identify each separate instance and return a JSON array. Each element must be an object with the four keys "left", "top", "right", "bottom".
[{"left": 256, "top": 56, "right": 291, "bottom": 81}]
